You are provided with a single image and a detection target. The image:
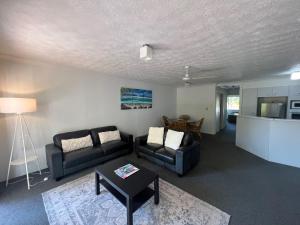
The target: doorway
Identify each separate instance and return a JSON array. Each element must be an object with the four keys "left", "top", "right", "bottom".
[
  {"left": 219, "top": 93, "right": 224, "bottom": 131},
  {"left": 216, "top": 85, "right": 240, "bottom": 142}
]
